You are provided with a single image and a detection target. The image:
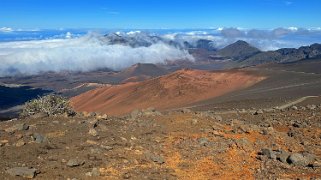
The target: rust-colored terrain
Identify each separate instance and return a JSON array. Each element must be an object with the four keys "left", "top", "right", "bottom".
[
  {"left": 1, "top": 105, "right": 321, "bottom": 179},
  {"left": 71, "top": 69, "right": 265, "bottom": 115}
]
